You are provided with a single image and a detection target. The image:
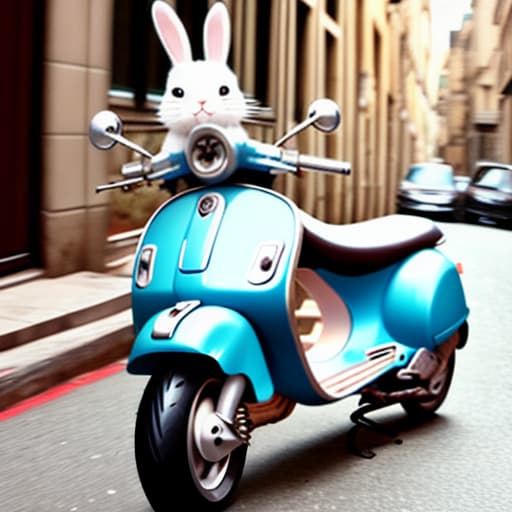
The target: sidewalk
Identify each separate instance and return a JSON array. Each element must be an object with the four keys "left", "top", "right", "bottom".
[{"left": 0, "top": 270, "right": 134, "bottom": 411}]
